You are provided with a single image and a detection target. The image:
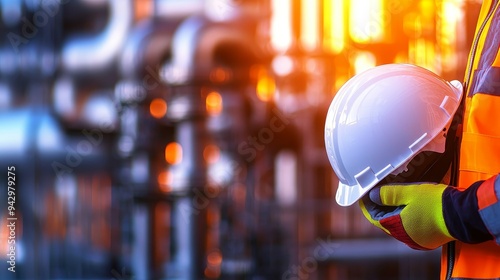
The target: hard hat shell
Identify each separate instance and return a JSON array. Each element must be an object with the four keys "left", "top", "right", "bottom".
[{"left": 324, "top": 64, "right": 463, "bottom": 206}]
